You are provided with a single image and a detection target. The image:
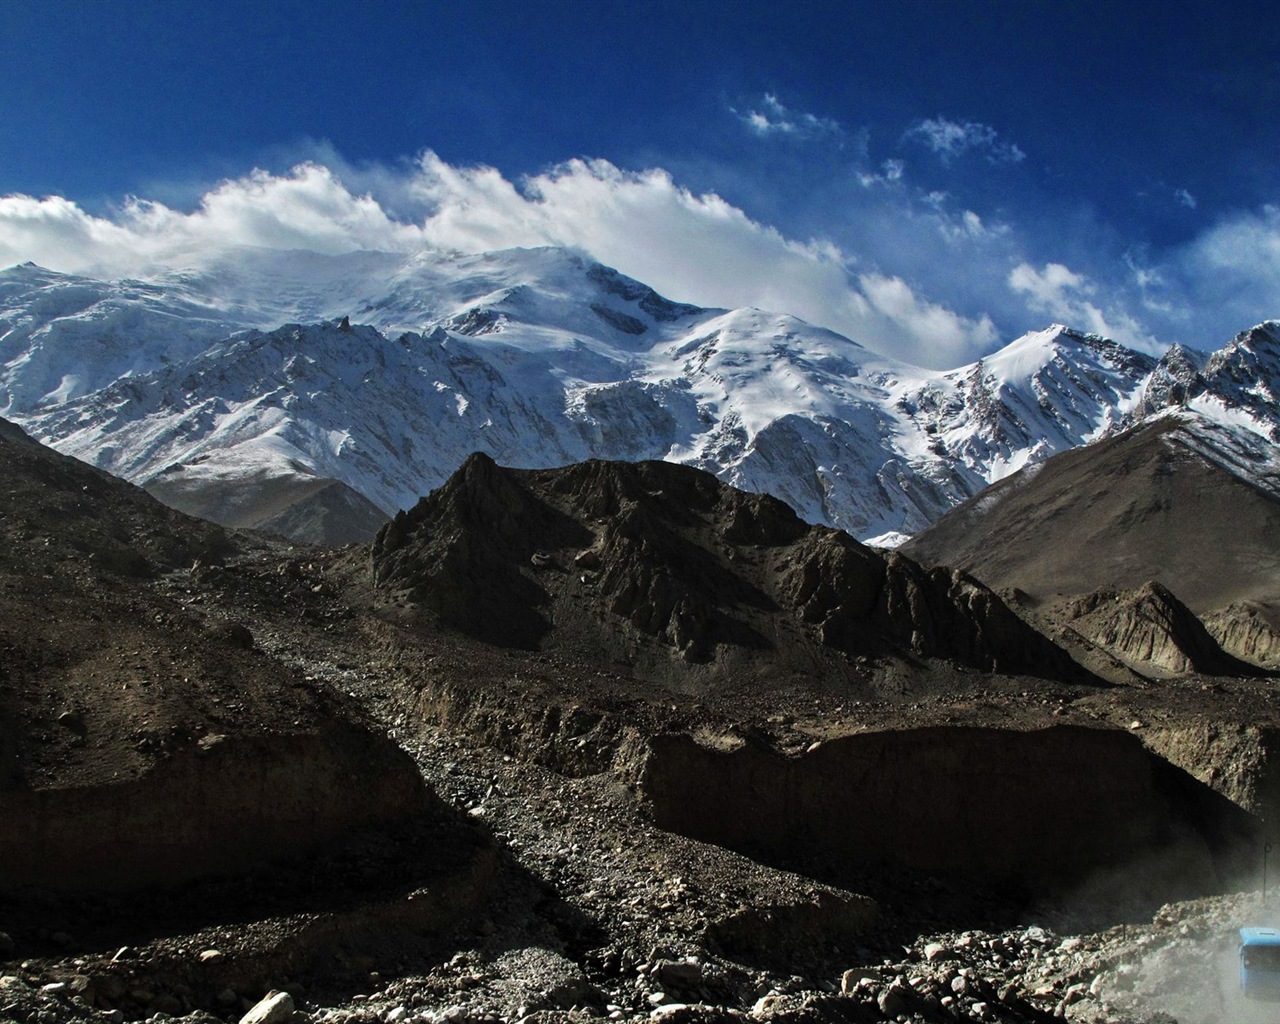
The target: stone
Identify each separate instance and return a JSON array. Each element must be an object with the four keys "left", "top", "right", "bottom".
[
  {"left": 923, "top": 942, "right": 950, "bottom": 962},
  {"left": 57, "top": 711, "right": 86, "bottom": 736},
  {"left": 654, "top": 960, "right": 702, "bottom": 990},
  {"left": 840, "top": 968, "right": 880, "bottom": 995},
  {"left": 199, "top": 949, "right": 223, "bottom": 962},
  {"left": 239, "top": 990, "right": 295, "bottom": 1024},
  {"left": 386, "top": 1008, "right": 407, "bottom": 1023},
  {"left": 877, "top": 981, "right": 909, "bottom": 1018}
]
